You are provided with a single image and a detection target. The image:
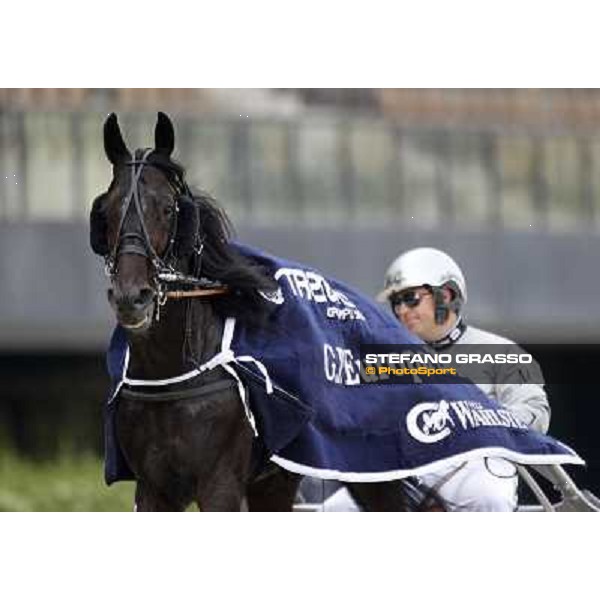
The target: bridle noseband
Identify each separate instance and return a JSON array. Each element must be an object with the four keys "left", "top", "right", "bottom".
[{"left": 105, "top": 149, "right": 228, "bottom": 319}]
